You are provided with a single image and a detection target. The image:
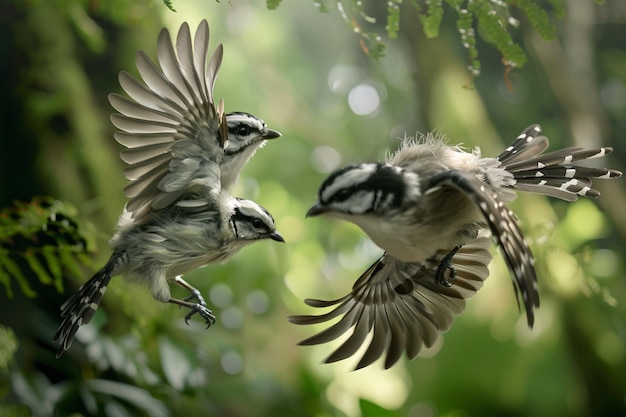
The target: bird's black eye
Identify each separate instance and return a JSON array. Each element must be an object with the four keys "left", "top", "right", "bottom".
[
  {"left": 252, "top": 218, "right": 264, "bottom": 228},
  {"left": 333, "top": 188, "right": 352, "bottom": 202},
  {"left": 235, "top": 124, "right": 251, "bottom": 137}
]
